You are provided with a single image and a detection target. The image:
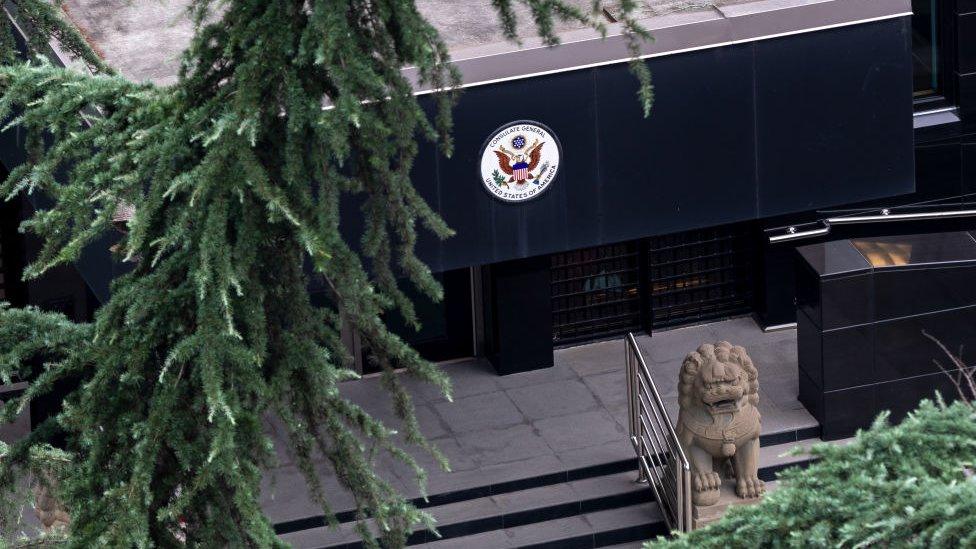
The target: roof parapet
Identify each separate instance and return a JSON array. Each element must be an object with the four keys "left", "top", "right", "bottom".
[{"left": 406, "top": 0, "right": 912, "bottom": 93}]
